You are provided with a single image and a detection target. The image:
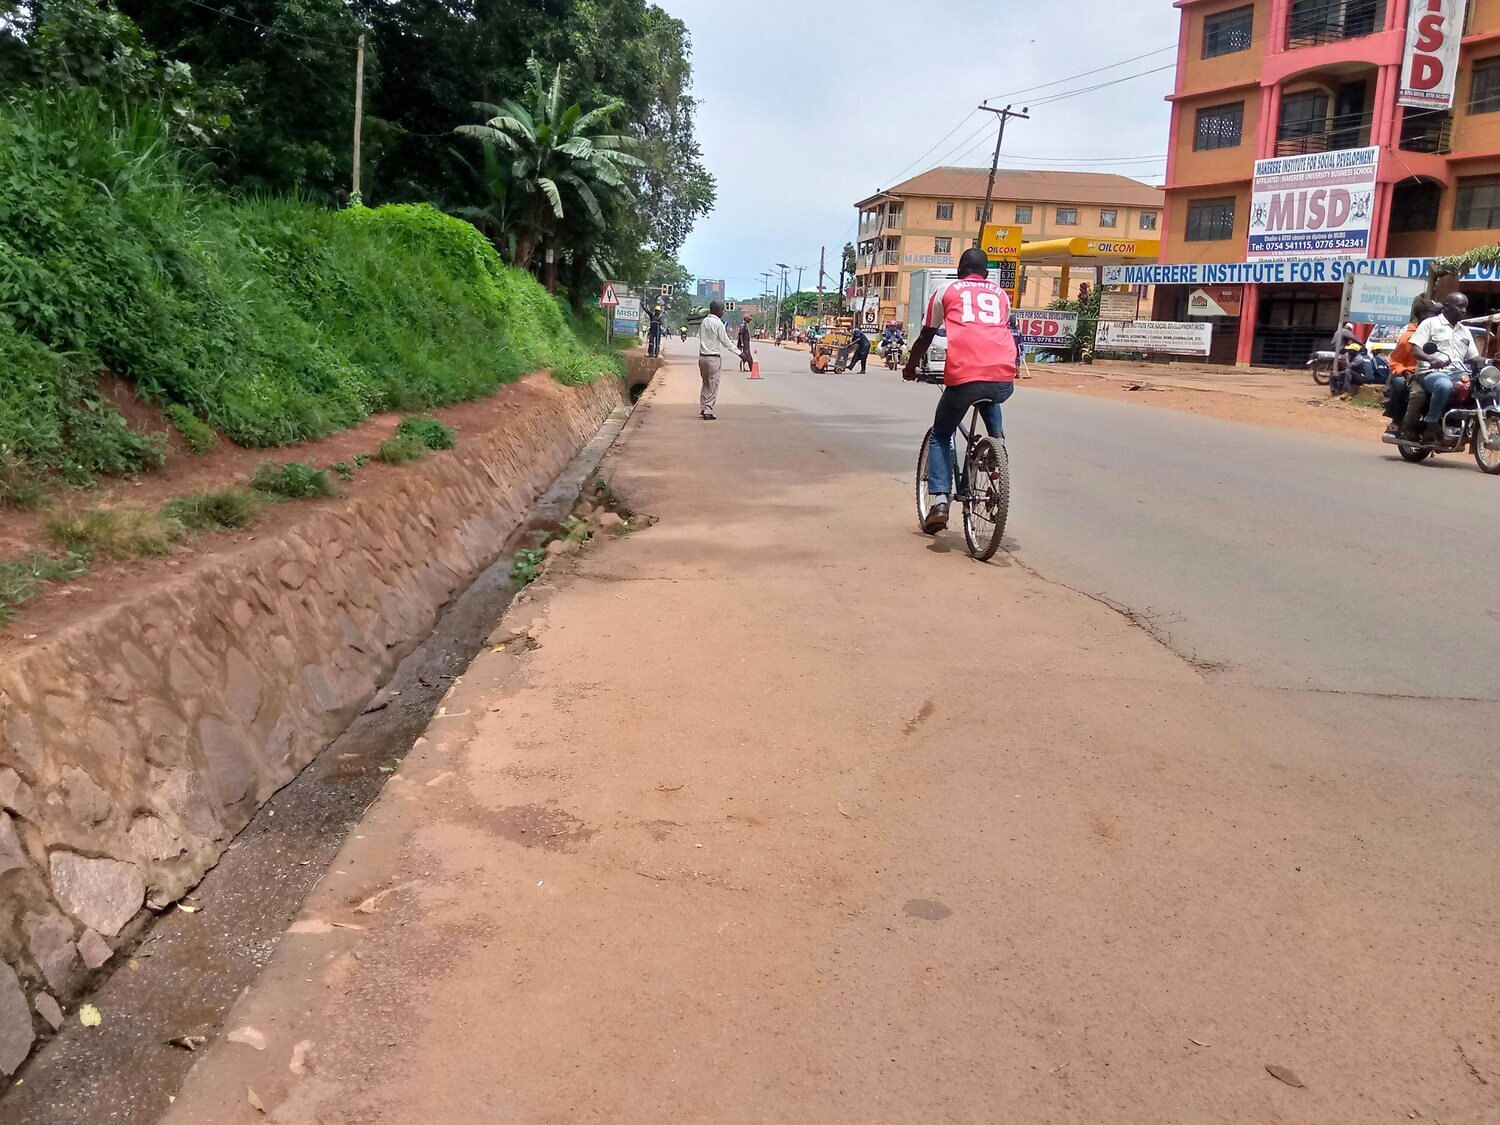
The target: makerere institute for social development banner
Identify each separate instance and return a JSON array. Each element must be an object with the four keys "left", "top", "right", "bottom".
[{"left": 1247, "top": 146, "right": 1379, "bottom": 262}]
